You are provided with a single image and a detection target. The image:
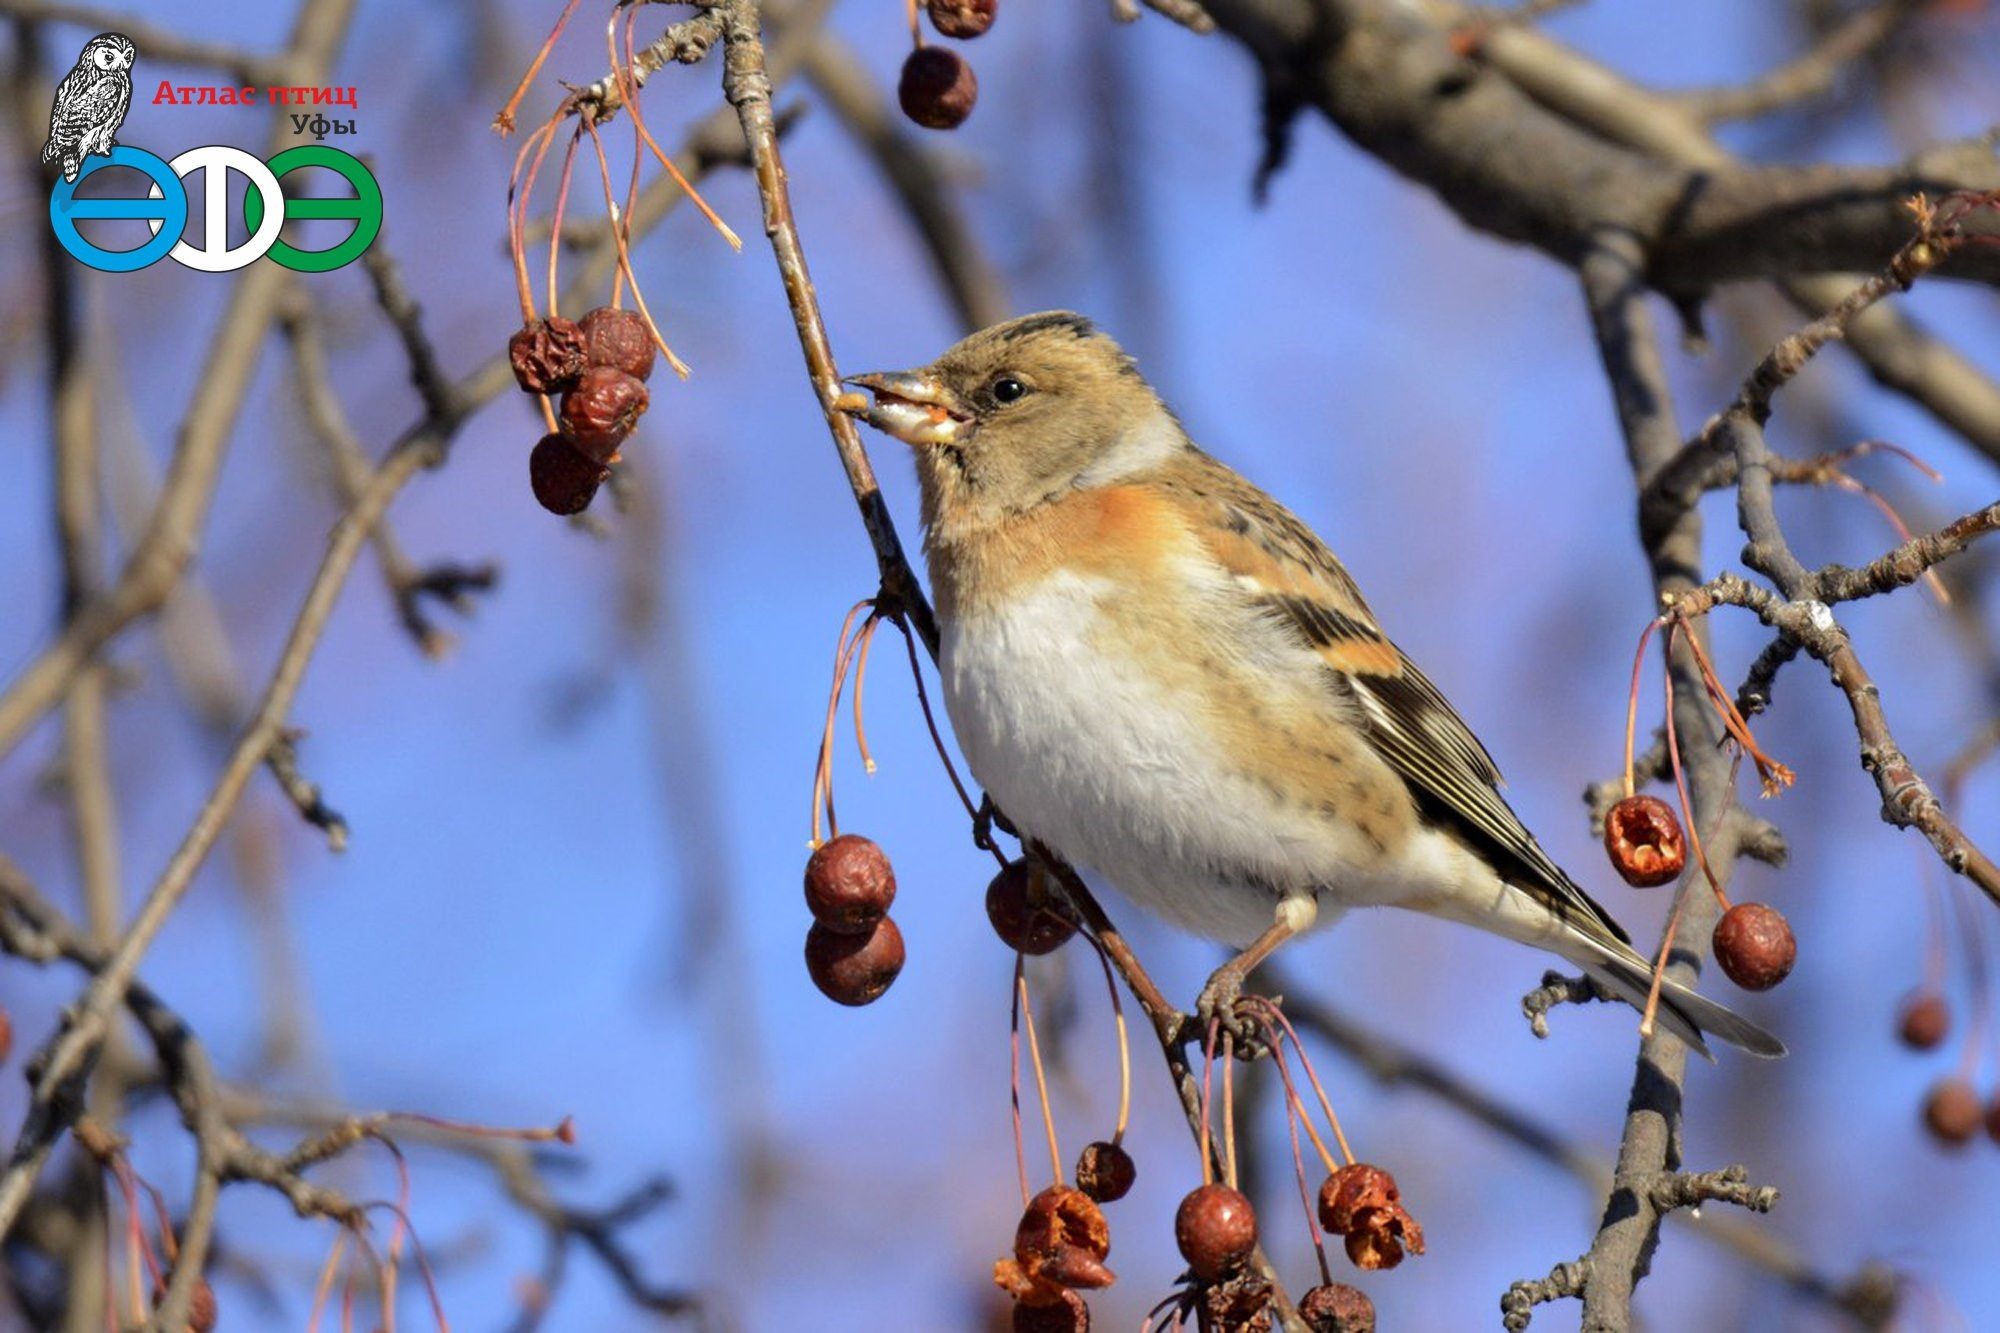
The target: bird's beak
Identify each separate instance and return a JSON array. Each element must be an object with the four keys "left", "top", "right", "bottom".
[{"left": 838, "top": 371, "right": 969, "bottom": 447}]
